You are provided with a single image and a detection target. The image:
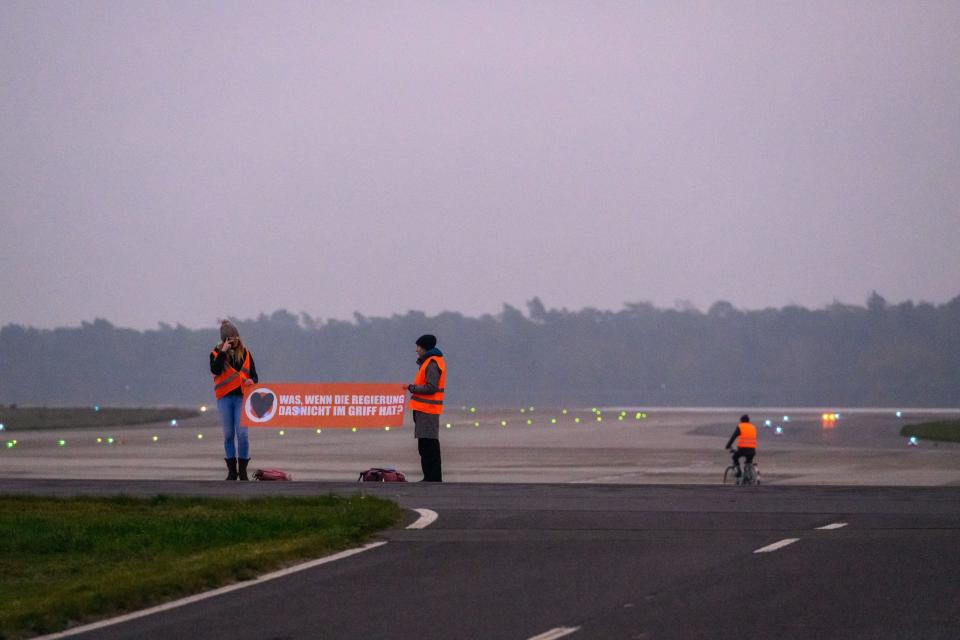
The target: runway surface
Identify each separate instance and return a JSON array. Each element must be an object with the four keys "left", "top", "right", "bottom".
[
  {"left": 8, "top": 480, "right": 959, "bottom": 640},
  {"left": 2, "top": 407, "right": 959, "bottom": 485}
]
